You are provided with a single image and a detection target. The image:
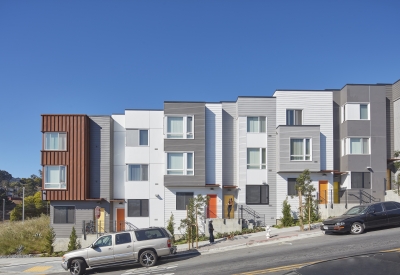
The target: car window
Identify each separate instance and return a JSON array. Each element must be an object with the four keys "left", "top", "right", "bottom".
[
  {"left": 383, "top": 202, "right": 397, "bottom": 211},
  {"left": 94, "top": 235, "right": 112, "bottom": 247},
  {"left": 344, "top": 206, "right": 368, "bottom": 215},
  {"left": 373, "top": 204, "right": 384, "bottom": 213},
  {"left": 135, "top": 229, "right": 165, "bottom": 241},
  {"left": 394, "top": 202, "right": 400, "bottom": 209},
  {"left": 116, "top": 233, "right": 132, "bottom": 245}
]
